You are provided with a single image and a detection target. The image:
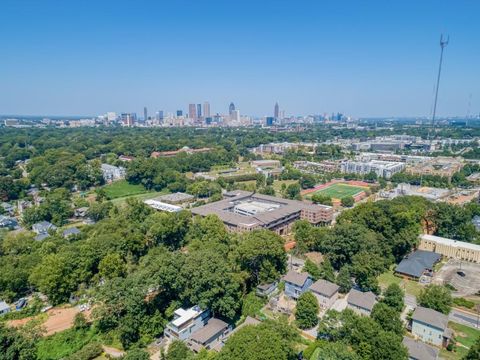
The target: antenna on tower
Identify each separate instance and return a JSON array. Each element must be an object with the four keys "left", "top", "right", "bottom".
[{"left": 431, "top": 34, "right": 449, "bottom": 128}]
